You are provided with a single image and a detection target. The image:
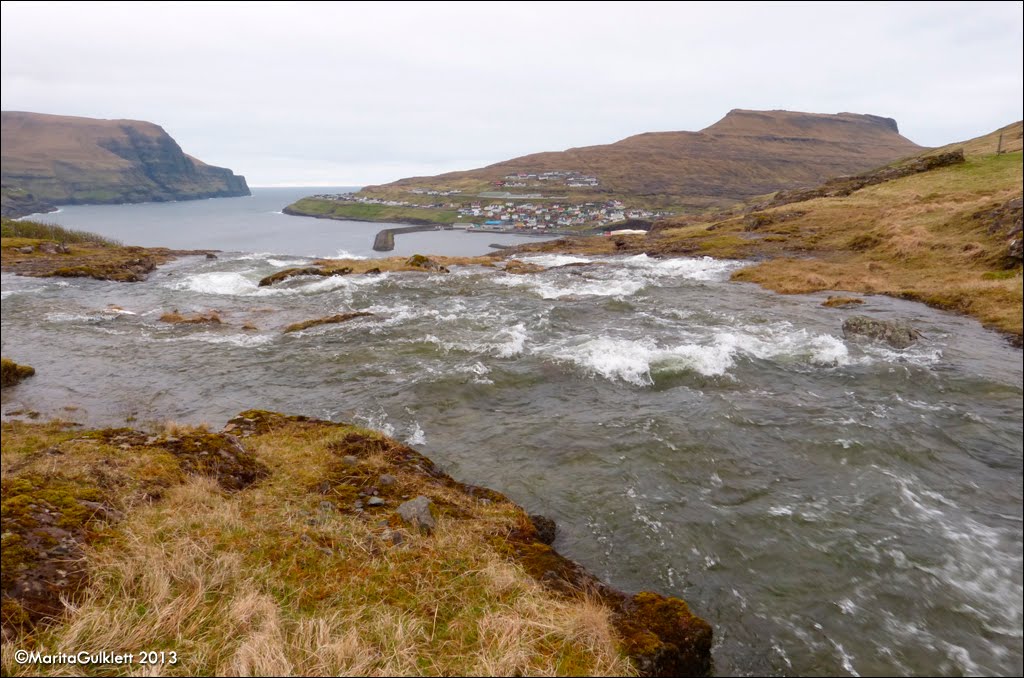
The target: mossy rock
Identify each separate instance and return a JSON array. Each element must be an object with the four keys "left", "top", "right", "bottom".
[
  {"left": 405, "top": 254, "right": 449, "bottom": 272},
  {"left": 1, "top": 357, "right": 35, "bottom": 388},
  {"left": 283, "top": 311, "right": 374, "bottom": 334},
  {"left": 616, "top": 592, "right": 714, "bottom": 677},
  {"left": 258, "top": 266, "right": 352, "bottom": 287},
  {"left": 504, "top": 259, "right": 546, "bottom": 274}
]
